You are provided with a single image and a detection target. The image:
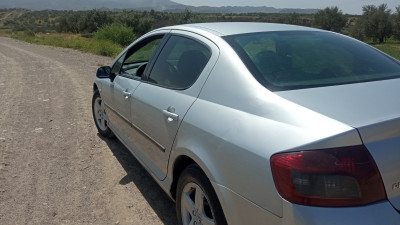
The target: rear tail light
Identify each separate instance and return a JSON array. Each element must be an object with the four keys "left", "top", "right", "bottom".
[{"left": 270, "top": 145, "right": 386, "bottom": 207}]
